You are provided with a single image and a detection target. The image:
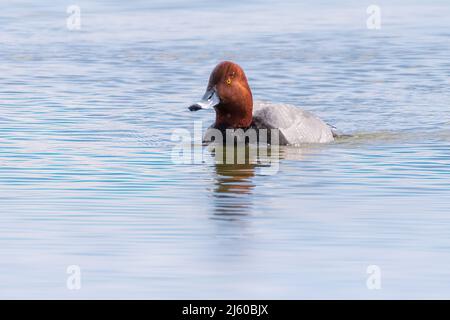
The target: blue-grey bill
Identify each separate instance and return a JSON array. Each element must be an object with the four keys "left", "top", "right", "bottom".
[{"left": 188, "top": 89, "right": 220, "bottom": 111}]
